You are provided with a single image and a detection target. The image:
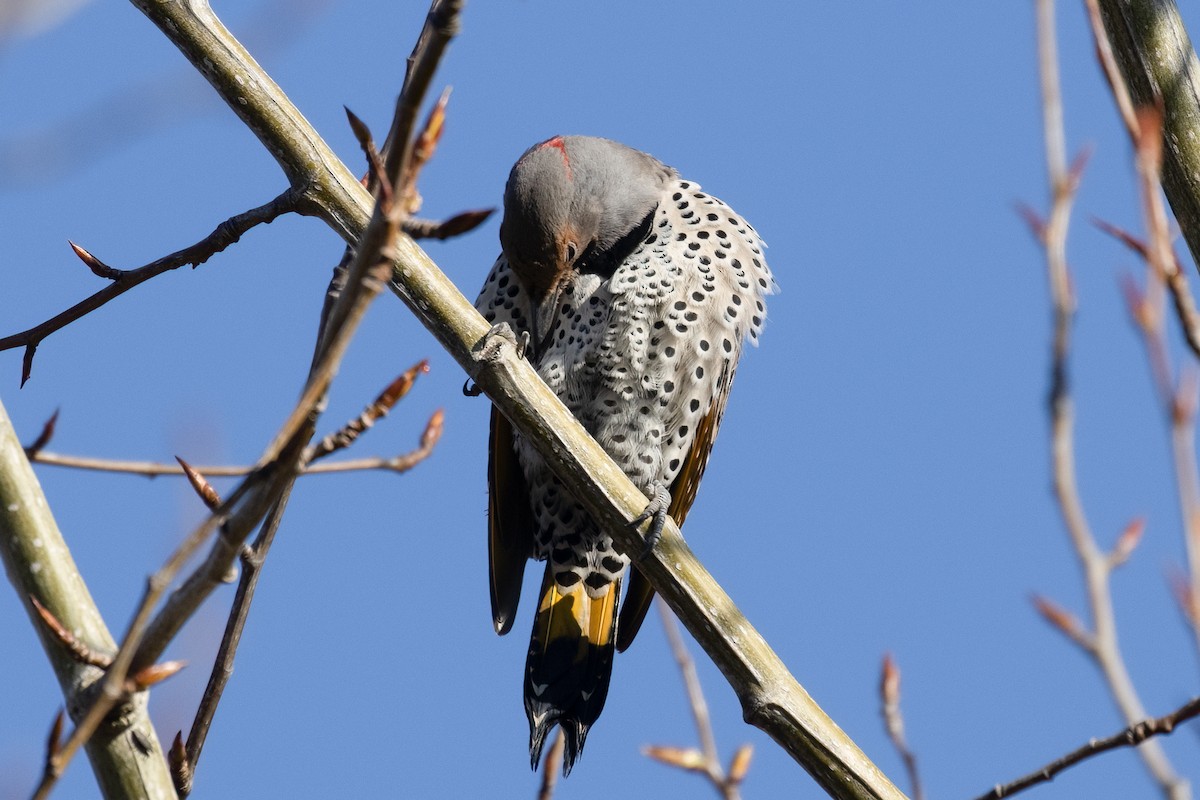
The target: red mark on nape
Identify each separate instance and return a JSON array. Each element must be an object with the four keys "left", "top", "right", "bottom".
[{"left": 538, "top": 135, "right": 573, "bottom": 180}]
